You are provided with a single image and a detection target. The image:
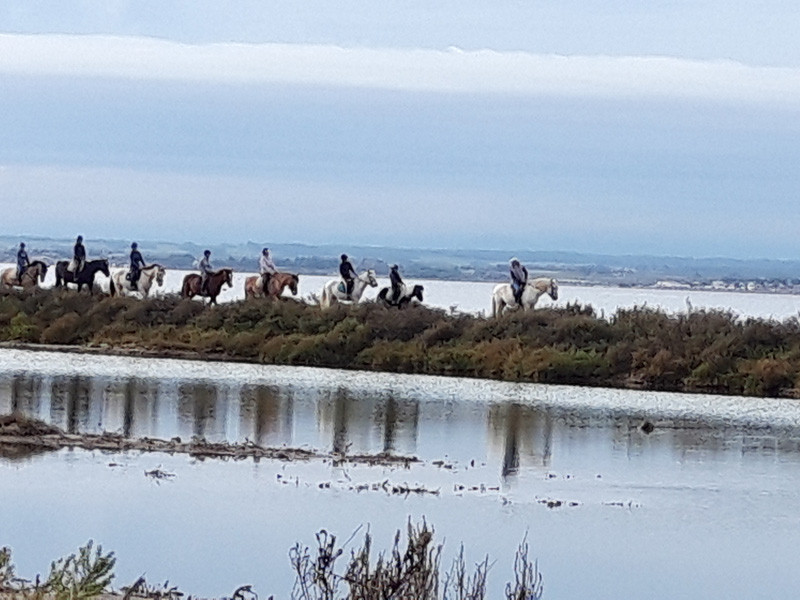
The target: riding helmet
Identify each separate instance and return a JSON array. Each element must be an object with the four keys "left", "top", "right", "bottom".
[
  {"left": 391, "top": 264, "right": 399, "bottom": 270},
  {"left": 131, "top": 242, "right": 138, "bottom": 249},
  {"left": 204, "top": 249, "right": 211, "bottom": 256},
  {"left": 510, "top": 257, "right": 519, "bottom": 265},
  {"left": 262, "top": 247, "right": 269, "bottom": 254},
  {"left": 19, "top": 242, "right": 25, "bottom": 248},
  {"left": 341, "top": 254, "right": 348, "bottom": 261},
  {"left": 77, "top": 235, "right": 83, "bottom": 242}
]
